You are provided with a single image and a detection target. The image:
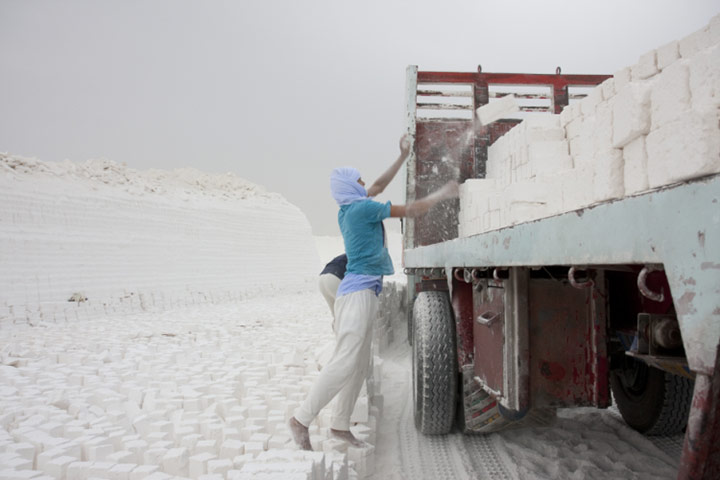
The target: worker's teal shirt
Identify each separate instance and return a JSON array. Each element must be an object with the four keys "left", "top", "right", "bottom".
[{"left": 339, "top": 199, "right": 394, "bottom": 277}]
